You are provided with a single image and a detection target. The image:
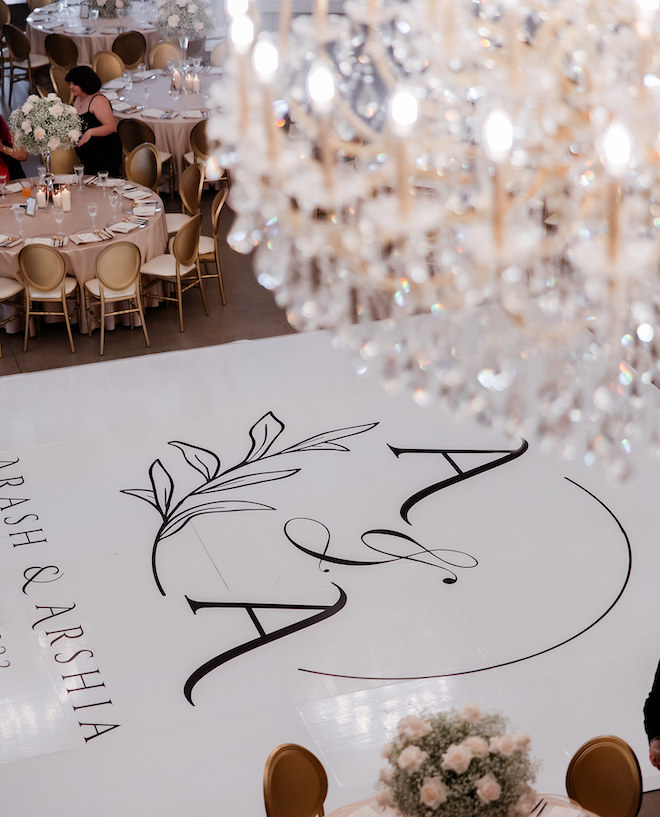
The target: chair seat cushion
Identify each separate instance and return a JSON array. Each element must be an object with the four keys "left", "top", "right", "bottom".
[
  {"left": 16, "top": 54, "right": 50, "bottom": 69},
  {"left": 159, "top": 150, "right": 173, "bottom": 163},
  {"left": 198, "top": 235, "right": 214, "bottom": 256},
  {"left": 0, "top": 277, "right": 23, "bottom": 299},
  {"left": 84, "top": 278, "right": 137, "bottom": 300},
  {"left": 141, "top": 254, "right": 196, "bottom": 278},
  {"left": 165, "top": 212, "right": 191, "bottom": 234},
  {"left": 27, "top": 276, "right": 77, "bottom": 299},
  {"left": 183, "top": 151, "right": 195, "bottom": 166}
]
